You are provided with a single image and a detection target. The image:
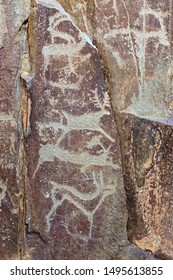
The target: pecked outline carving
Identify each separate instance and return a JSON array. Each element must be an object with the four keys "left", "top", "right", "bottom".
[
  {"left": 34, "top": 1, "right": 120, "bottom": 240},
  {"left": 46, "top": 171, "right": 115, "bottom": 239},
  {"left": 0, "top": 180, "right": 7, "bottom": 208}
]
